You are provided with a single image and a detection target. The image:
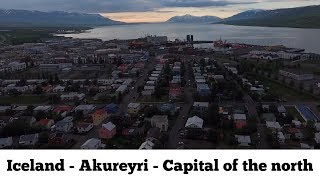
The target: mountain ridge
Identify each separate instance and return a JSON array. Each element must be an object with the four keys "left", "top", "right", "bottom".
[
  {"left": 167, "top": 14, "right": 222, "bottom": 23},
  {"left": 0, "top": 9, "right": 124, "bottom": 27}
]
